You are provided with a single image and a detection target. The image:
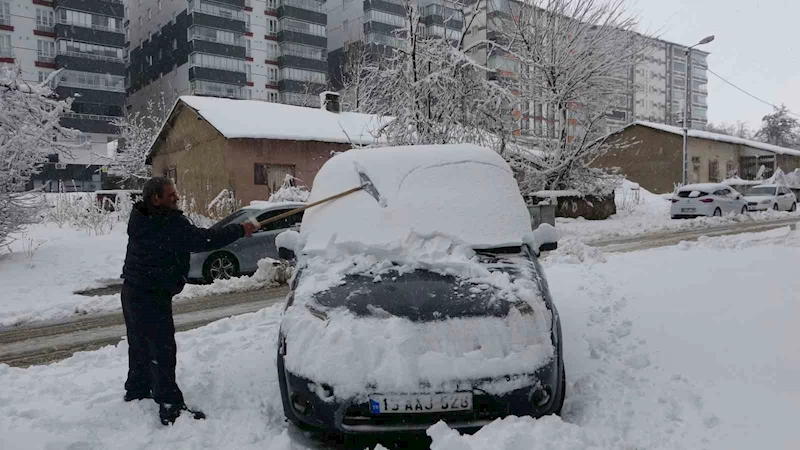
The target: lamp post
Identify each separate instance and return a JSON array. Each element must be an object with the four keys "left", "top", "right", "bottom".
[{"left": 682, "top": 35, "right": 715, "bottom": 185}]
